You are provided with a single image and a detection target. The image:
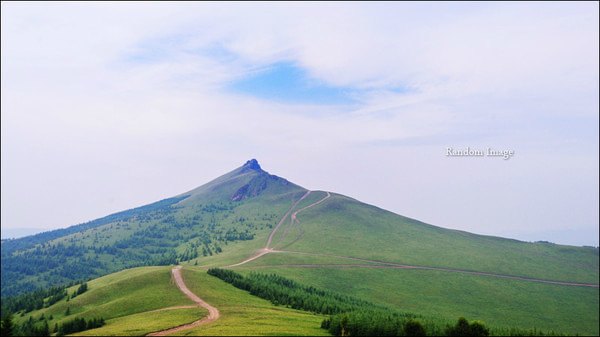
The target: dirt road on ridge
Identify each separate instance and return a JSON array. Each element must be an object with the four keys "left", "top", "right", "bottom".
[
  {"left": 276, "top": 192, "right": 331, "bottom": 250},
  {"left": 227, "top": 190, "right": 317, "bottom": 268},
  {"left": 226, "top": 191, "right": 598, "bottom": 288},
  {"left": 147, "top": 266, "right": 219, "bottom": 336},
  {"left": 265, "top": 190, "right": 311, "bottom": 249}
]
